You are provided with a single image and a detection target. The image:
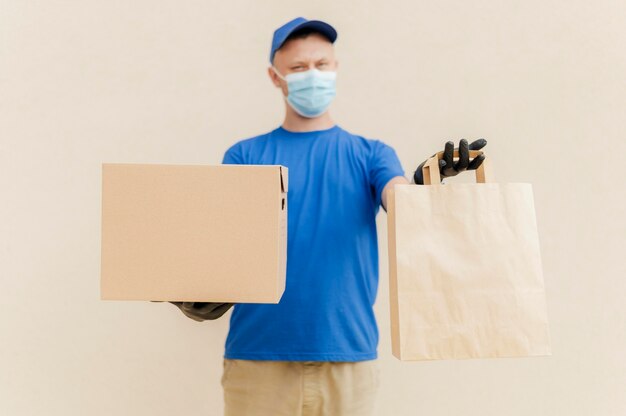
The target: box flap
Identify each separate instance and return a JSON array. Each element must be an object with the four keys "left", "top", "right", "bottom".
[{"left": 279, "top": 166, "right": 288, "bottom": 193}]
